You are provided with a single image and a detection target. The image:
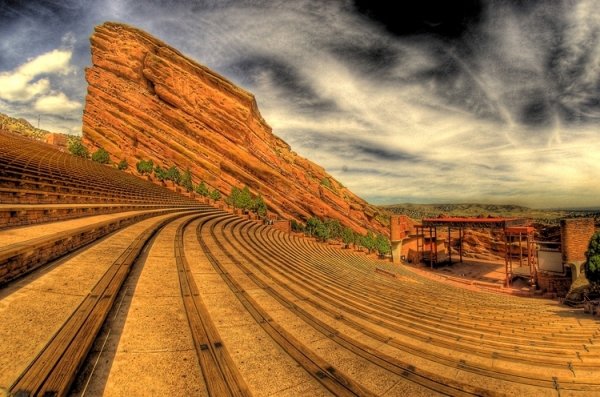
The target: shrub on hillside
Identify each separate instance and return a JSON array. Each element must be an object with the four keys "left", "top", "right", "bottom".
[
  {"left": 166, "top": 166, "right": 181, "bottom": 185},
  {"left": 195, "top": 181, "right": 209, "bottom": 197},
  {"left": 228, "top": 186, "right": 253, "bottom": 211},
  {"left": 136, "top": 159, "right": 154, "bottom": 175},
  {"left": 91, "top": 147, "right": 110, "bottom": 164},
  {"left": 324, "top": 219, "right": 342, "bottom": 240},
  {"left": 181, "top": 168, "right": 193, "bottom": 192},
  {"left": 252, "top": 195, "right": 268, "bottom": 217},
  {"left": 341, "top": 227, "right": 354, "bottom": 248},
  {"left": 68, "top": 140, "right": 89, "bottom": 158},
  {"left": 353, "top": 232, "right": 363, "bottom": 248},
  {"left": 303, "top": 217, "right": 334, "bottom": 242},
  {"left": 375, "top": 233, "right": 391, "bottom": 256},
  {"left": 154, "top": 165, "right": 168, "bottom": 181},
  {"left": 361, "top": 232, "right": 377, "bottom": 254},
  {"left": 117, "top": 159, "right": 128, "bottom": 170},
  {"left": 320, "top": 177, "right": 333, "bottom": 190},
  {"left": 209, "top": 189, "right": 221, "bottom": 201},
  {"left": 314, "top": 221, "right": 331, "bottom": 242},
  {"left": 305, "top": 217, "right": 321, "bottom": 237}
]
